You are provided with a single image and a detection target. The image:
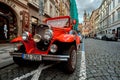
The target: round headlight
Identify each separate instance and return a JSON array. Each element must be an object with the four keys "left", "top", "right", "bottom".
[
  {"left": 44, "top": 35, "right": 51, "bottom": 40},
  {"left": 22, "top": 32, "right": 29, "bottom": 41},
  {"left": 44, "top": 29, "right": 53, "bottom": 40},
  {"left": 33, "top": 34, "right": 41, "bottom": 42},
  {"left": 50, "top": 44, "right": 58, "bottom": 53}
]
